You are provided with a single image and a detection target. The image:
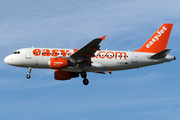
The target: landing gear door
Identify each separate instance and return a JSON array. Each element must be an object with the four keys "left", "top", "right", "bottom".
[
  {"left": 26, "top": 48, "right": 32, "bottom": 59},
  {"left": 132, "top": 52, "right": 138, "bottom": 63}
]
